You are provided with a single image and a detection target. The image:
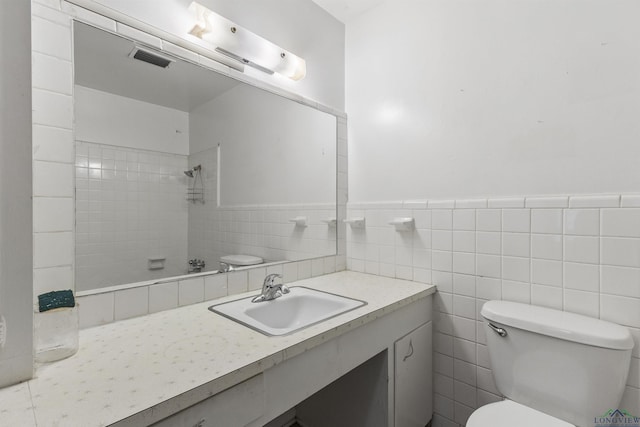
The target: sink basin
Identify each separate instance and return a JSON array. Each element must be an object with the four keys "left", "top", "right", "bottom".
[{"left": 209, "top": 286, "right": 367, "bottom": 336}]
